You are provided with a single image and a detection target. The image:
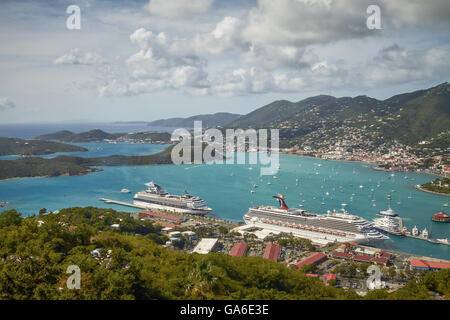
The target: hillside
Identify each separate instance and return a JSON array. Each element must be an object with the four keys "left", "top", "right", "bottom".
[
  {"left": 0, "top": 137, "right": 87, "bottom": 156},
  {"left": 34, "top": 129, "right": 122, "bottom": 142},
  {"left": 228, "top": 83, "right": 450, "bottom": 149},
  {"left": 0, "top": 206, "right": 447, "bottom": 299},
  {"left": 0, "top": 143, "right": 220, "bottom": 180},
  {"left": 148, "top": 112, "right": 242, "bottom": 128},
  {"left": 34, "top": 129, "right": 171, "bottom": 144}
]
